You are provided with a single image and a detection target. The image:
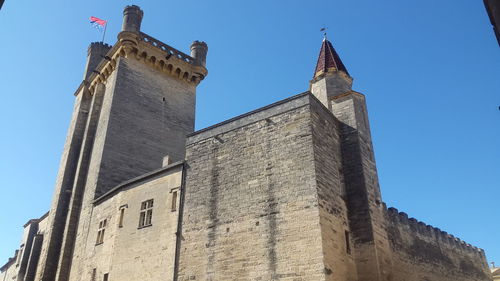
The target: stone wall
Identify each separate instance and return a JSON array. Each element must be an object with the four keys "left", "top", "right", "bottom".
[
  {"left": 36, "top": 86, "right": 92, "bottom": 281},
  {"left": 178, "top": 94, "right": 364, "bottom": 281},
  {"left": 330, "top": 92, "right": 393, "bottom": 281},
  {"left": 74, "top": 163, "right": 182, "bottom": 281},
  {"left": 90, "top": 56, "right": 196, "bottom": 198},
  {"left": 179, "top": 93, "right": 349, "bottom": 281},
  {"left": 386, "top": 207, "right": 491, "bottom": 281},
  {"left": 0, "top": 257, "right": 16, "bottom": 281},
  {"left": 309, "top": 96, "right": 358, "bottom": 281},
  {"left": 68, "top": 54, "right": 196, "bottom": 281},
  {"left": 31, "top": 214, "right": 48, "bottom": 281},
  {"left": 0, "top": 213, "right": 48, "bottom": 281}
]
